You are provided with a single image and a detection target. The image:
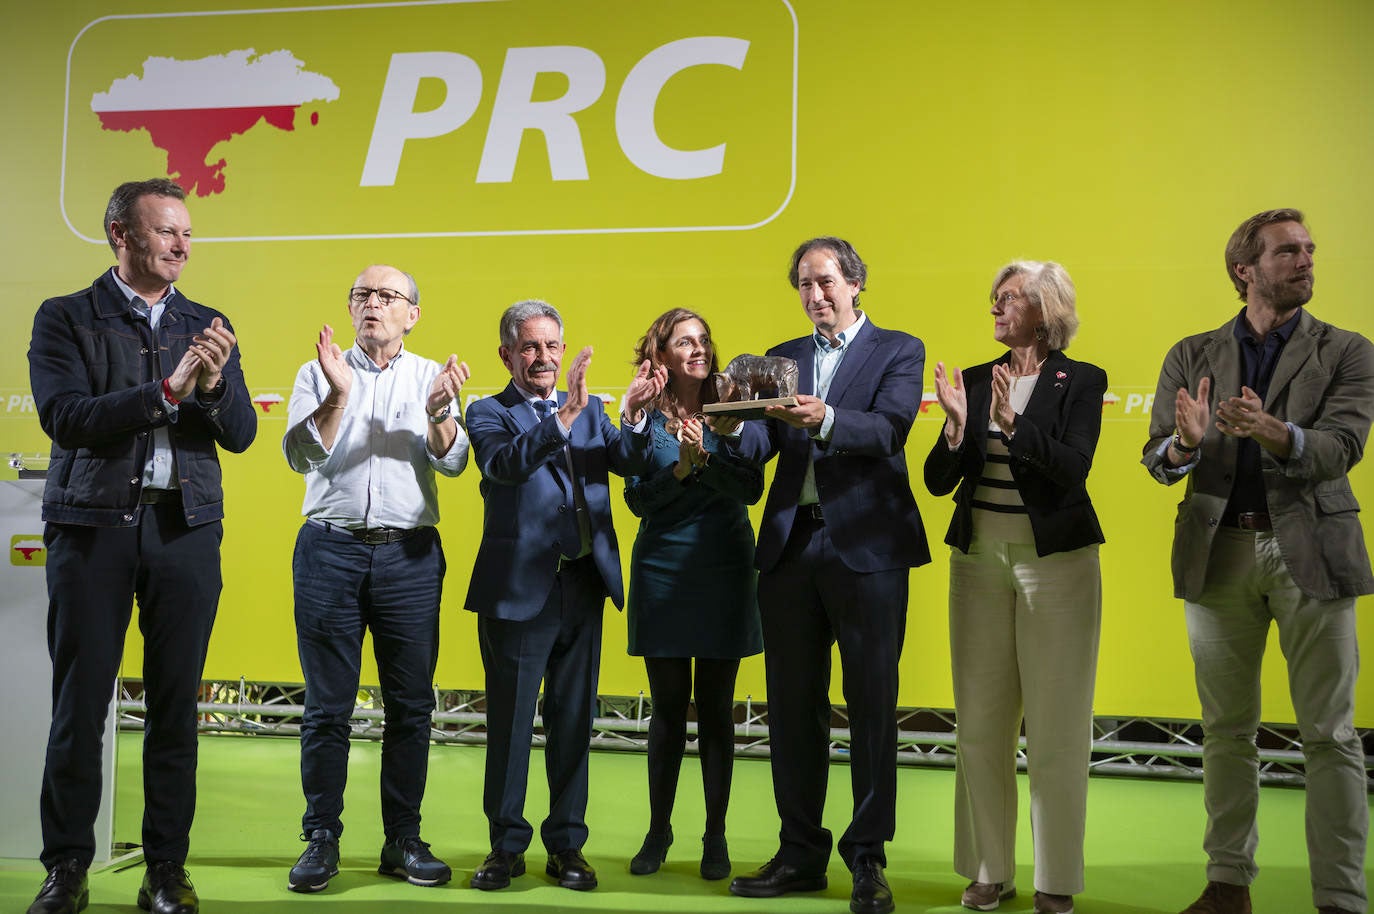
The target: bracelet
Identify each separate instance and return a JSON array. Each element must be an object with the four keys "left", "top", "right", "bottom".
[
  {"left": 161, "top": 378, "right": 180, "bottom": 406},
  {"left": 1172, "top": 433, "right": 1200, "bottom": 455},
  {"left": 428, "top": 405, "right": 452, "bottom": 425},
  {"left": 321, "top": 400, "right": 346, "bottom": 410}
]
